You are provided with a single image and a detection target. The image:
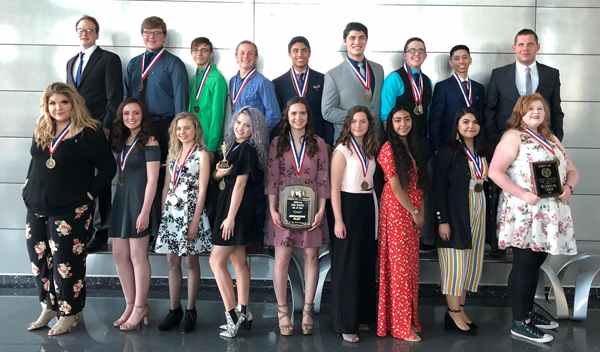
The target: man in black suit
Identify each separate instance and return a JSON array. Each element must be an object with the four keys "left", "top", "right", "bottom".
[
  {"left": 272, "top": 36, "right": 334, "bottom": 145},
  {"left": 485, "top": 29, "right": 564, "bottom": 146},
  {"left": 66, "top": 15, "right": 123, "bottom": 252}
]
